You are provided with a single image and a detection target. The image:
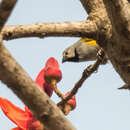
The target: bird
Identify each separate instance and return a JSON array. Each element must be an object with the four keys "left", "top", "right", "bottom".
[{"left": 62, "top": 38, "right": 104, "bottom": 63}]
